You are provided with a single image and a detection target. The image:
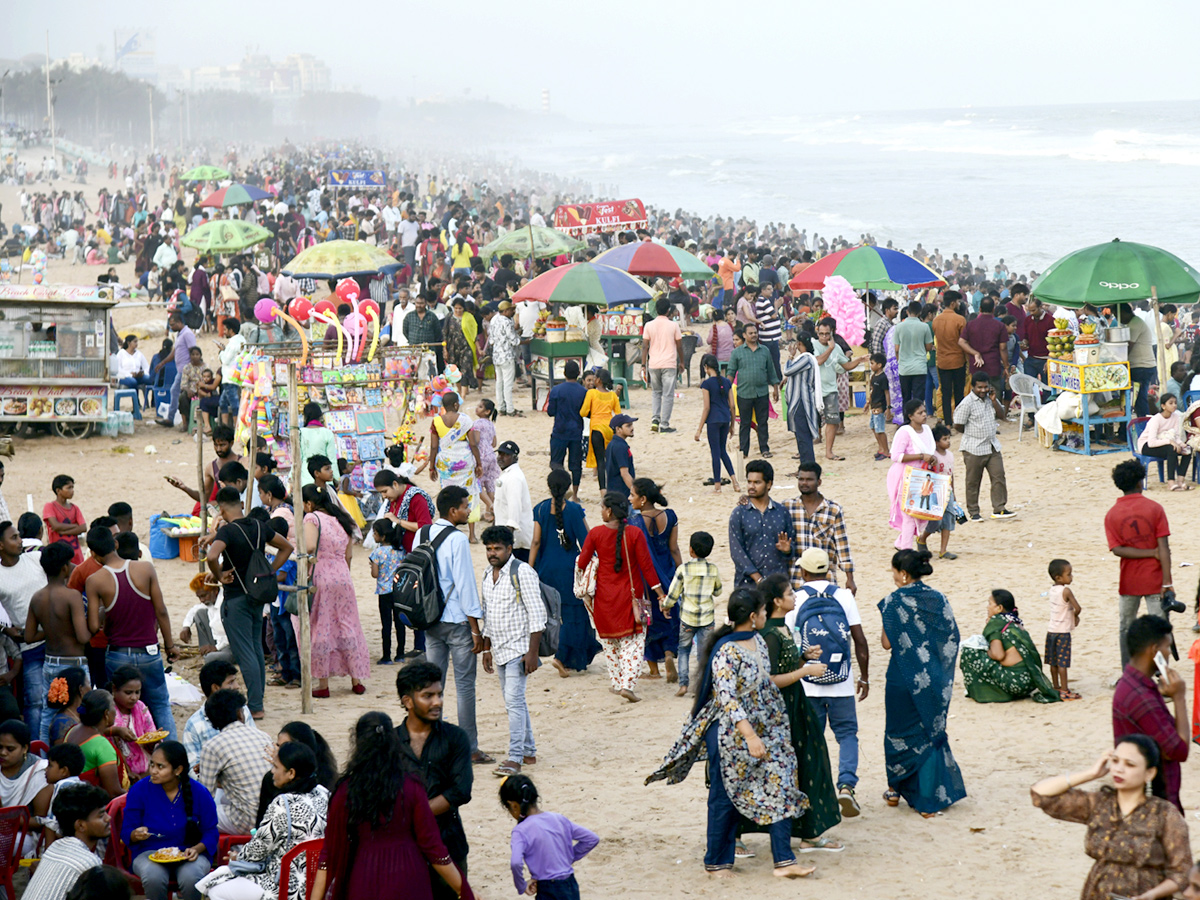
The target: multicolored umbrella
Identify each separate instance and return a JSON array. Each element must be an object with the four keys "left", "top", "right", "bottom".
[
  {"left": 479, "top": 225, "right": 584, "bottom": 261},
  {"left": 1032, "top": 239, "right": 1200, "bottom": 307},
  {"left": 281, "top": 240, "right": 401, "bottom": 280},
  {"left": 512, "top": 263, "right": 652, "bottom": 307},
  {"left": 788, "top": 246, "right": 945, "bottom": 291},
  {"left": 198, "top": 183, "right": 272, "bottom": 208},
  {"left": 180, "top": 165, "right": 231, "bottom": 182},
  {"left": 180, "top": 220, "right": 272, "bottom": 254},
  {"left": 593, "top": 242, "right": 714, "bottom": 280}
]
